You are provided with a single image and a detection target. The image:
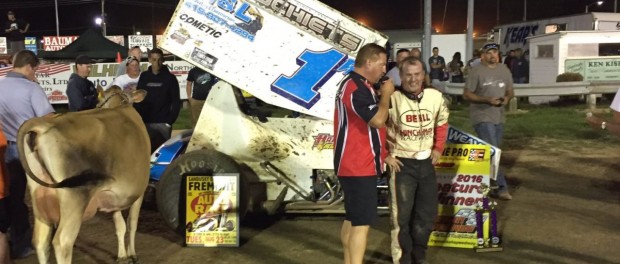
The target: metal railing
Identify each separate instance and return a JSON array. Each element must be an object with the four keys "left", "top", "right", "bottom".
[{"left": 444, "top": 81, "right": 619, "bottom": 112}]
